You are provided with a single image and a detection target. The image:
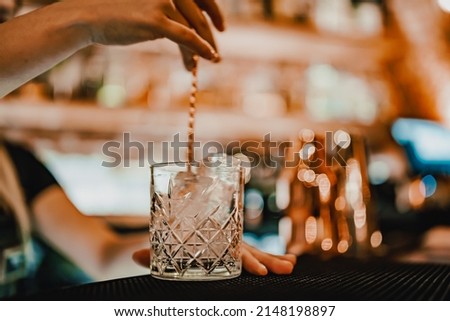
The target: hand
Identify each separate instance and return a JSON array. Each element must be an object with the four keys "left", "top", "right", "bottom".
[
  {"left": 0, "top": 0, "right": 225, "bottom": 97},
  {"left": 173, "top": 0, "right": 225, "bottom": 70},
  {"left": 67, "top": 0, "right": 224, "bottom": 70},
  {"left": 132, "top": 243, "right": 297, "bottom": 276},
  {"left": 241, "top": 243, "right": 296, "bottom": 275},
  {"left": 0, "top": 0, "right": 17, "bottom": 24}
]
